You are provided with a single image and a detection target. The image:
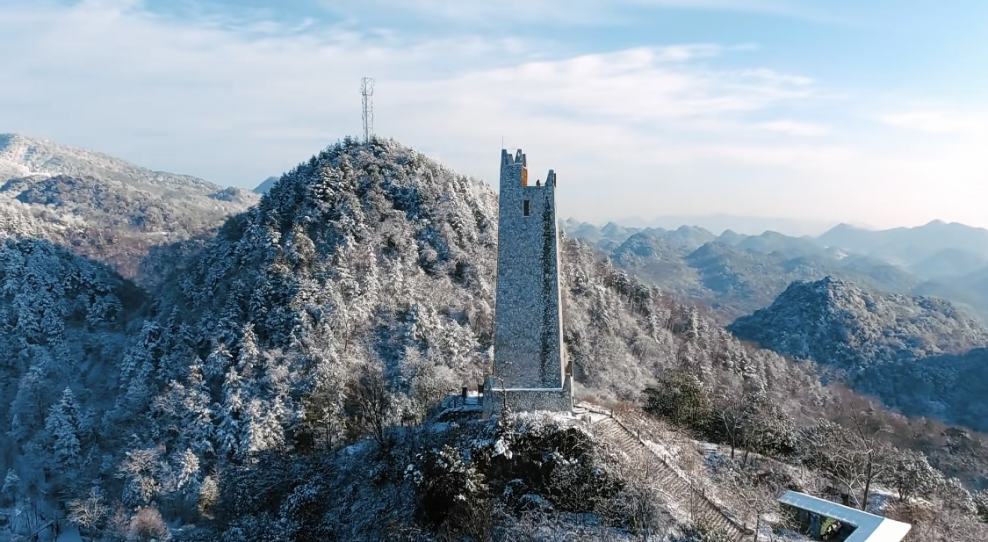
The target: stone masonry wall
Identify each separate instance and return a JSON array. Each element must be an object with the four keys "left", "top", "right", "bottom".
[
  {"left": 492, "top": 149, "right": 566, "bottom": 390},
  {"left": 483, "top": 376, "right": 574, "bottom": 417}
]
